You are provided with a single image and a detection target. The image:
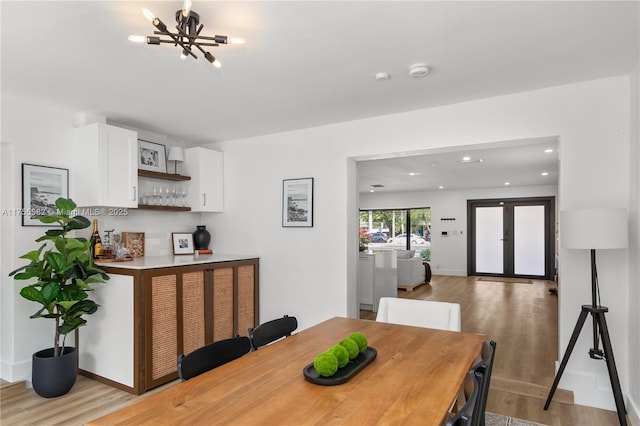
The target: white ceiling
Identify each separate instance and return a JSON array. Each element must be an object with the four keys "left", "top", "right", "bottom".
[{"left": 2, "top": 1, "right": 638, "bottom": 193}]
